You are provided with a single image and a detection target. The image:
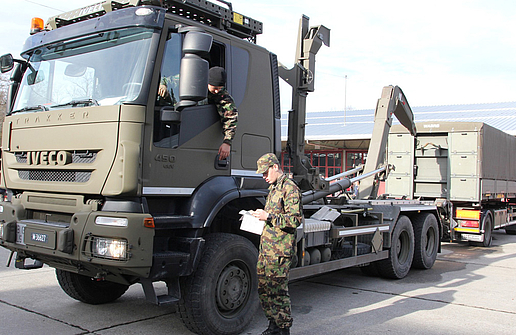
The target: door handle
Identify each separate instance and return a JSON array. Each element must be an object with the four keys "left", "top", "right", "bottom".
[{"left": 214, "top": 155, "right": 230, "bottom": 170}]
